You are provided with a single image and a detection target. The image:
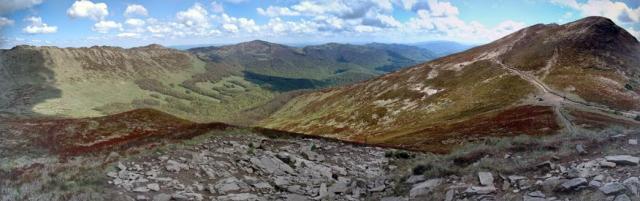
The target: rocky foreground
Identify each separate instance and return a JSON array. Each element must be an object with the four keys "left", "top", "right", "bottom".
[
  {"left": 101, "top": 129, "right": 640, "bottom": 201},
  {"left": 104, "top": 131, "right": 402, "bottom": 201}
]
